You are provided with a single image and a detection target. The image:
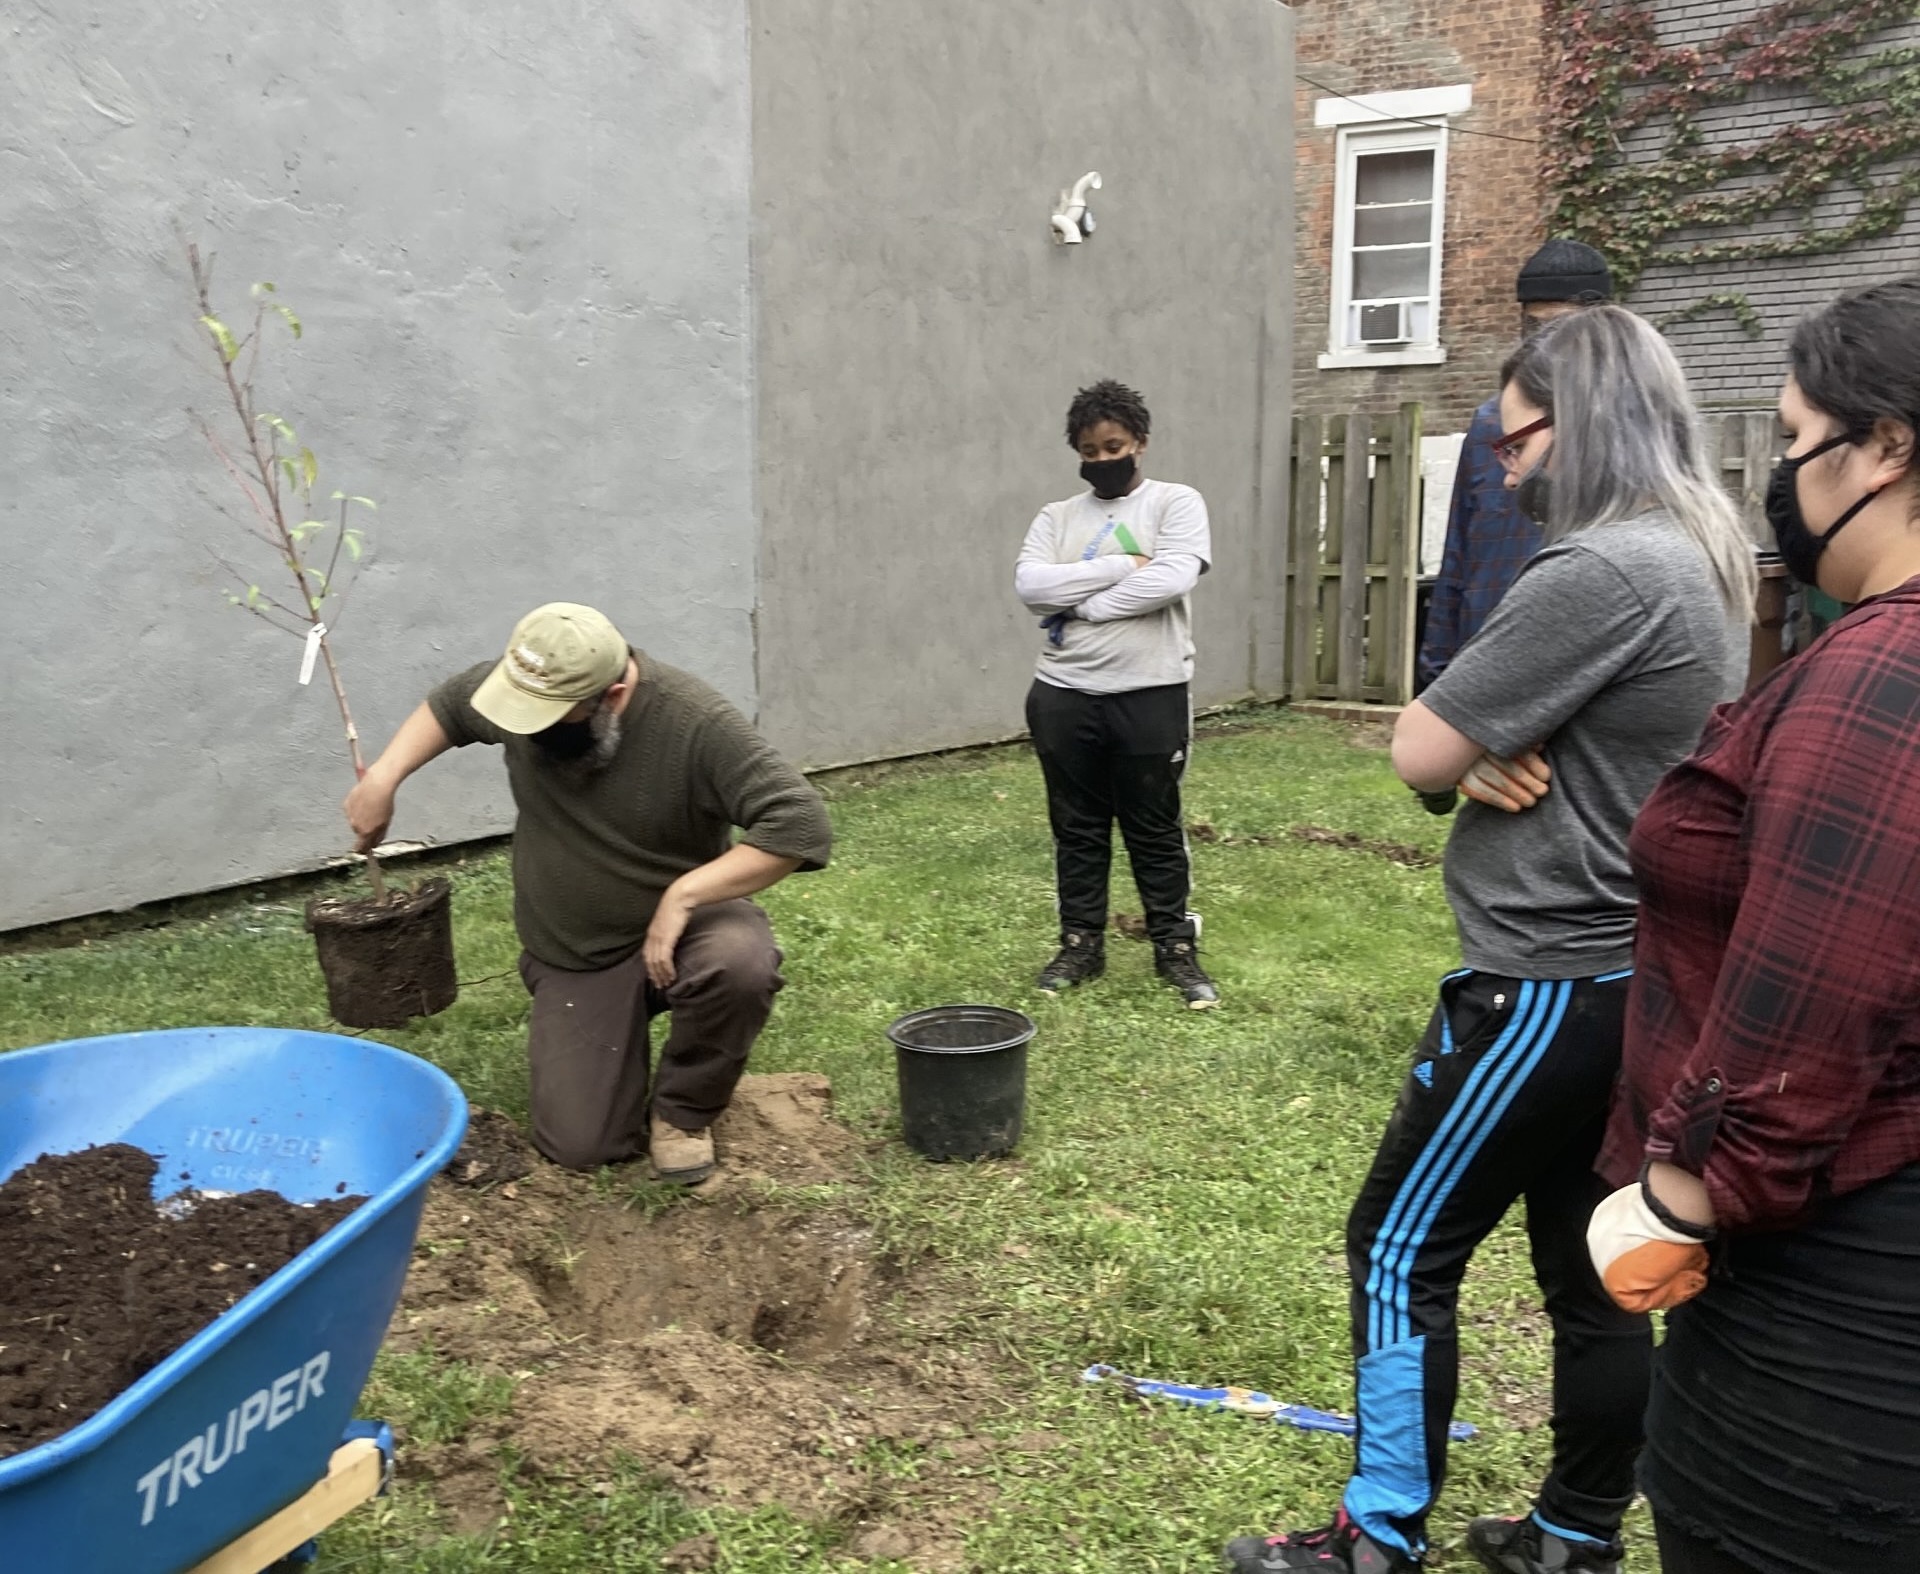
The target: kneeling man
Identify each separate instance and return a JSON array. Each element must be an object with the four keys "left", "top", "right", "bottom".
[{"left": 345, "top": 603, "right": 831, "bottom": 1183}]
